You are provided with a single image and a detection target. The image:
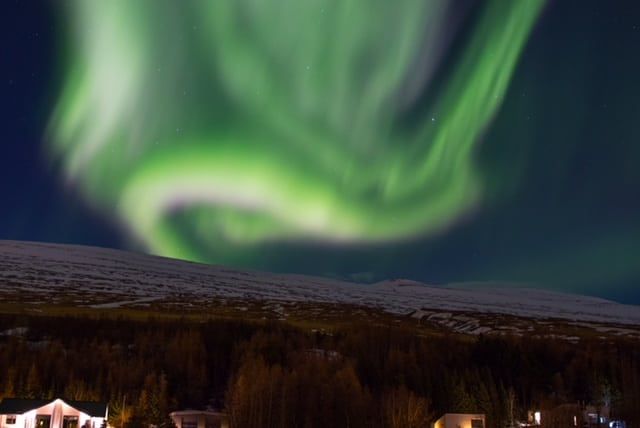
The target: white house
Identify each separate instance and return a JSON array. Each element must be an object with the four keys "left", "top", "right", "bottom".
[
  {"left": 169, "top": 410, "right": 228, "bottom": 428},
  {"left": 0, "top": 398, "right": 107, "bottom": 428},
  {"left": 433, "top": 413, "right": 485, "bottom": 428}
]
